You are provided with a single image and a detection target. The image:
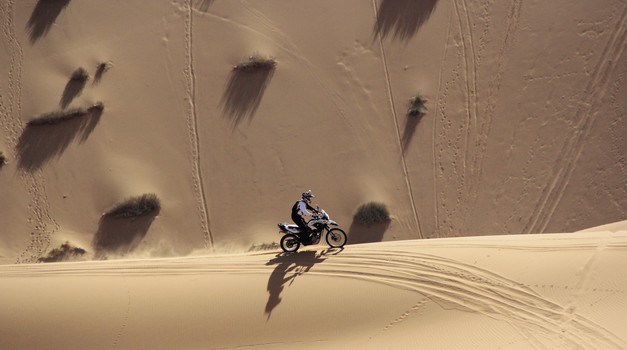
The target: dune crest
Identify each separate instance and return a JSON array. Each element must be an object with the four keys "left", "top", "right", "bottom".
[{"left": 2, "top": 230, "right": 626, "bottom": 349}]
